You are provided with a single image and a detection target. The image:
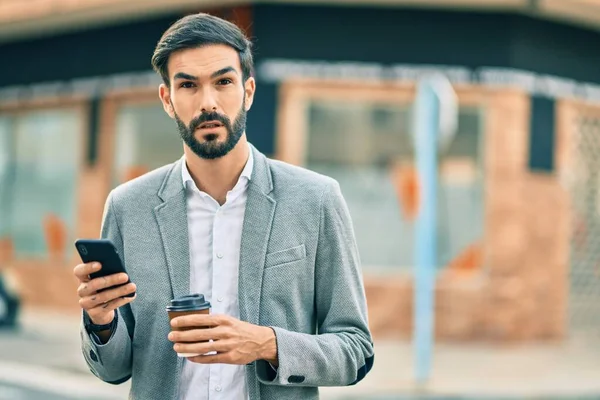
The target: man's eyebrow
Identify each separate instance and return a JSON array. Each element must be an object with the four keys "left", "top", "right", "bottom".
[
  {"left": 173, "top": 67, "right": 238, "bottom": 82},
  {"left": 210, "top": 66, "right": 237, "bottom": 79},
  {"left": 173, "top": 72, "right": 198, "bottom": 81}
]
